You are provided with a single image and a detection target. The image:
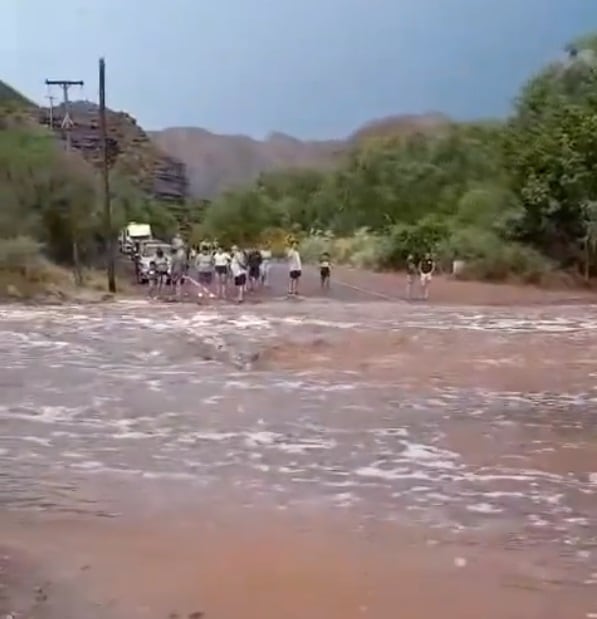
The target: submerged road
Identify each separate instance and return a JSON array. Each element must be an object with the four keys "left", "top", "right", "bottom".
[
  {"left": 264, "top": 261, "right": 402, "bottom": 302},
  {"left": 1, "top": 284, "right": 596, "bottom": 617}
]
